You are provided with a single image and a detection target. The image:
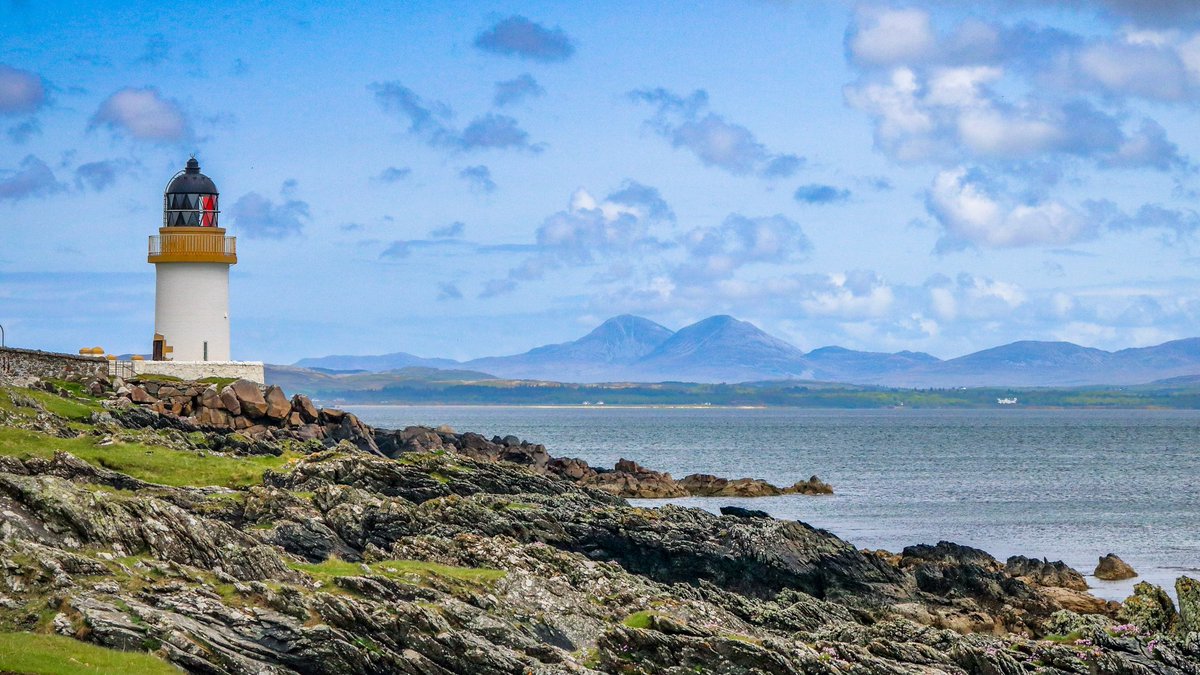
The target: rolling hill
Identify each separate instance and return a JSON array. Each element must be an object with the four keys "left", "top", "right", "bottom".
[{"left": 292, "top": 315, "right": 1200, "bottom": 387}]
